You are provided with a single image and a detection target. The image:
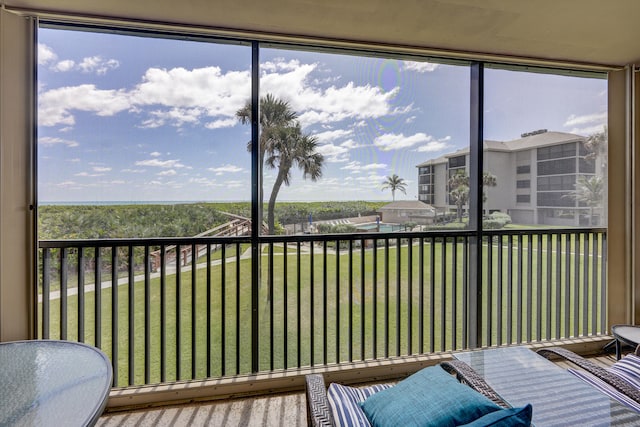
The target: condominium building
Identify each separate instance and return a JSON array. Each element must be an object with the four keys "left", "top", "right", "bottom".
[{"left": 417, "top": 130, "right": 605, "bottom": 226}]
